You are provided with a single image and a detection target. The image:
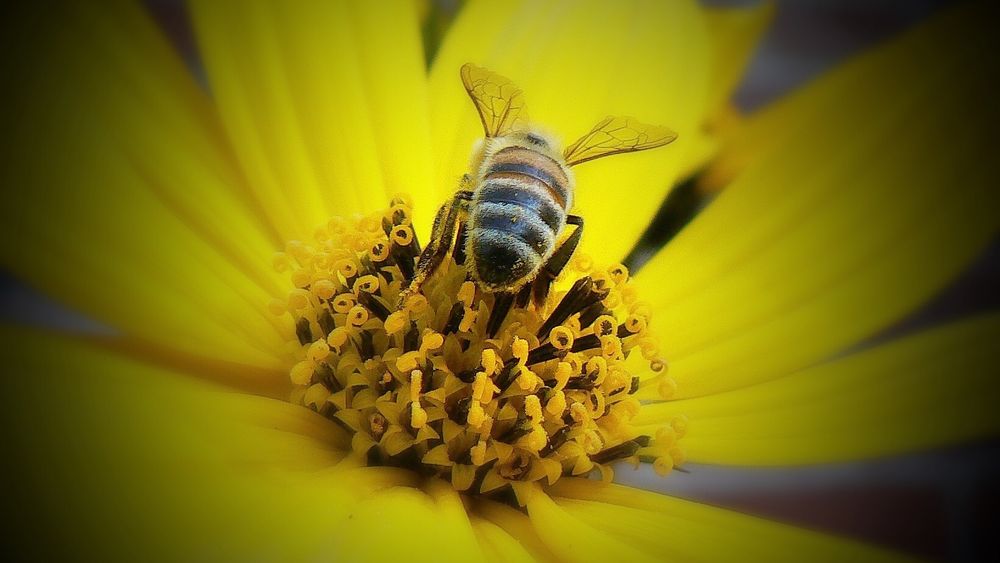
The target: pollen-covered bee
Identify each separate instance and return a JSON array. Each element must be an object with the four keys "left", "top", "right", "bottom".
[{"left": 401, "top": 63, "right": 677, "bottom": 305}]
